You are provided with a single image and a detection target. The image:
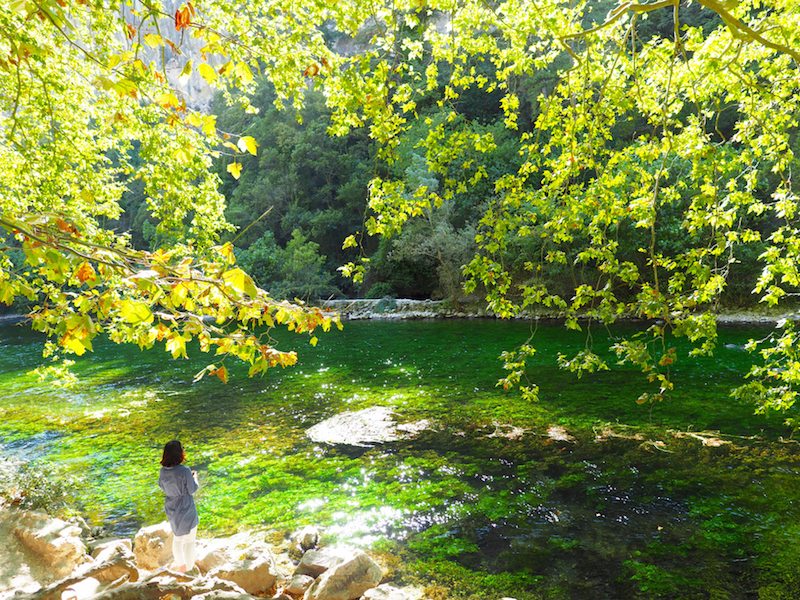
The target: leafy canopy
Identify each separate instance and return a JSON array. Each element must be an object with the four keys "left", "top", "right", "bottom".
[{"left": 2, "top": 0, "right": 800, "bottom": 423}]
